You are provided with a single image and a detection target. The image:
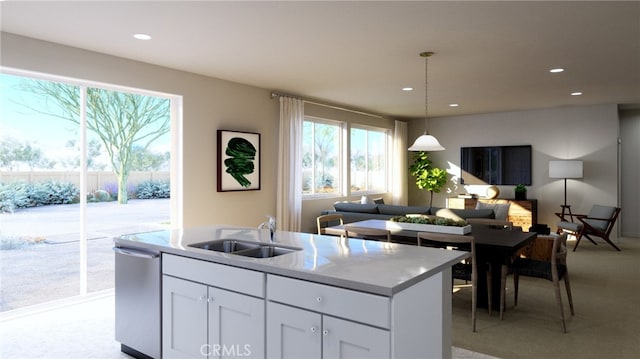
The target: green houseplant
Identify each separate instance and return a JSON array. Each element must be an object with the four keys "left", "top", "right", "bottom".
[
  {"left": 514, "top": 184, "right": 527, "bottom": 200},
  {"left": 409, "top": 151, "right": 448, "bottom": 207}
]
